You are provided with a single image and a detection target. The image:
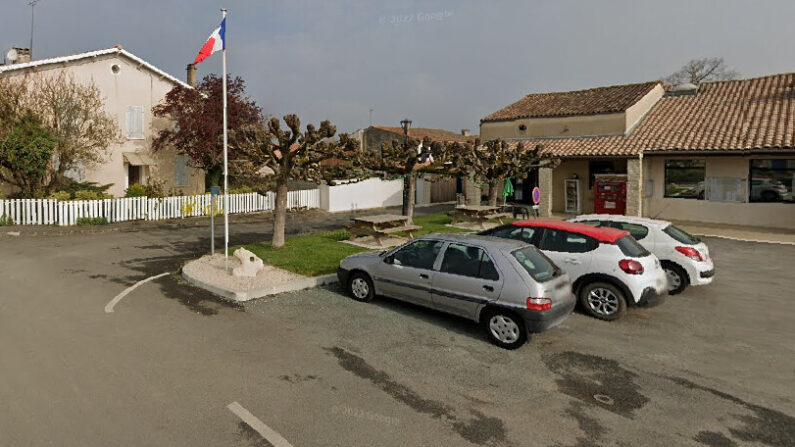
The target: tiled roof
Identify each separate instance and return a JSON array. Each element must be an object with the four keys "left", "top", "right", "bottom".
[
  {"left": 0, "top": 45, "right": 191, "bottom": 89},
  {"left": 482, "top": 81, "right": 659, "bottom": 122},
  {"left": 372, "top": 126, "right": 477, "bottom": 143},
  {"left": 522, "top": 73, "right": 795, "bottom": 157}
]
